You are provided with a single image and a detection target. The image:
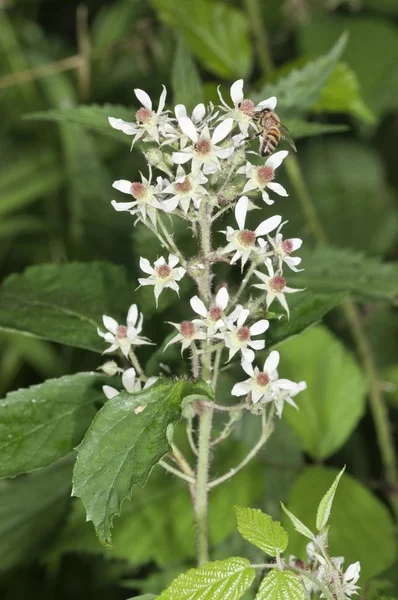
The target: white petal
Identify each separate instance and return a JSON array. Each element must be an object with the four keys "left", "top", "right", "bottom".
[
  {"left": 212, "top": 118, "right": 233, "bottom": 144},
  {"left": 264, "top": 350, "right": 279, "bottom": 373},
  {"left": 216, "top": 286, "right": 229, "bottom": 310},
  {"left": 103, "top": 385, "right": 119, "bottom": 399},
  {"left": 113, "top": 179, "right": 132, "bottom": 195},
  {"left": 235, "top": 196, "right": 248, "bottom": 230},
  {"left": 162, "top": 196, "right": 180, "bottom": 212},
  {"left": 230, "top": 79, "right": 244, "bottom": 105},
  {"left": 248, "top": 340, "right": 265, "bottom": 350},
  {"left": 267, "top": 181, "right": 288, "bottom": 197},
  {"left": 241, "top": 347, "right": 255, "bottom": 363},
  {"left": 122, "top": 367, "right": 137, "bottom": 393},
  {"left": 256, "top": 96, "right": 277, "bottom": 110},
  {"left": 192, "top": 103, "right": 206, "bottom": 122},
  {"left": 140, "top": 257, "right": 154, "bottom": 275},
  {"left": 276, "top": 379, "right": 299, "bottom": 391},
  {"left": 111, "top": 199, "right": 136, "bottom": 211},
  {"left": 237, "top": 307, "right": 250, "bottom": 327},
  {"left": 214, "top": 147, "right": 234, "bottom": 159},
  {"left": 168, "top": 254, "right": 179, "bottom": 268},
  {"left": 250, "top": 319, "right": 269, "bottom": 335},
  {"left": 290, "top": 238, "right": 303, "bottom": 251},
  {"left": 172, "top": 151, "right": 193, "bottom": 164},
  {"left": 231, "top": 381, "right": 251, "bottom": 396},
  {"left": 154, "top": 256, "right": 166, "bottom": 267},
  {"left": 174, "top": 104, "right": 187, "bottom": 120},
  {"left": 345, "top": 562, "right": 361, "bottom": 582},
  {"left": 108, "top": 117, "right": 136, "bottom": 134},
  {"left": 157, "top": 85, "right": 167, "bottom": 112},
  {"left": 178, "top": 116, "right": 198, "bottom": 142},
  {"left": 255, "top": 214, "right": 282, "bottom": 236},
  {"left": 262, "top": 190, "right": 273, "bottom": 205},
  {"left": 127, "top": 304, "right": 138, "bottom": 327},
  {"left": 134, "top": 88, "right": 152, "bottom": 110},
  {"left": 103, "top": 315, "right": 118, "bottom": 334},
  {"left": 266, "top": 150, "right": 288, "bottom": 169},
  {"left": 190, "top": 295, "right": 208, "bottom": 318},
  {"left": 242, "top": 361, "right": 254, "bottom": 377}
]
